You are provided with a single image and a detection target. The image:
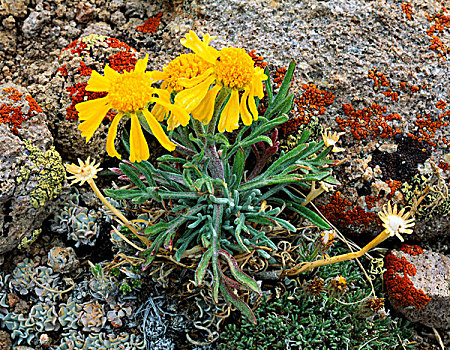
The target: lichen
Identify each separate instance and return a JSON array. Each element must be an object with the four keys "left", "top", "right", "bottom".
[
  {"left": 17, "top": 140, "right": 65, "bottom": 208},
  {"left": 18, "top": 228, "right": 41, "bottom": 250}
]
